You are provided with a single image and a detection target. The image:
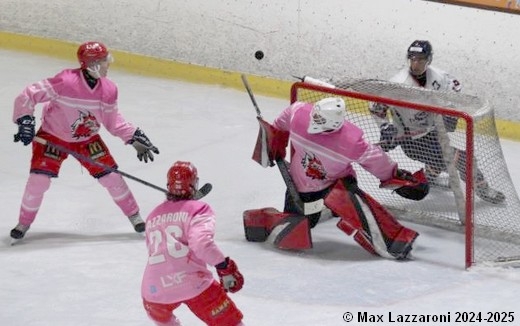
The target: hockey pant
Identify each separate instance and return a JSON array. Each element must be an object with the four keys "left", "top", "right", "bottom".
[
  {"left": 324, "top": 177, "right": 419, "bottom": 259},
  {"left": 283, "top": 187, "right": 331, "bottom": 228},
  {"left": 400, "top": 130, "right": 483, "bottom": 183},
  {"left": 143, "top": 281, "right": 243, "bottom": 326}
]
